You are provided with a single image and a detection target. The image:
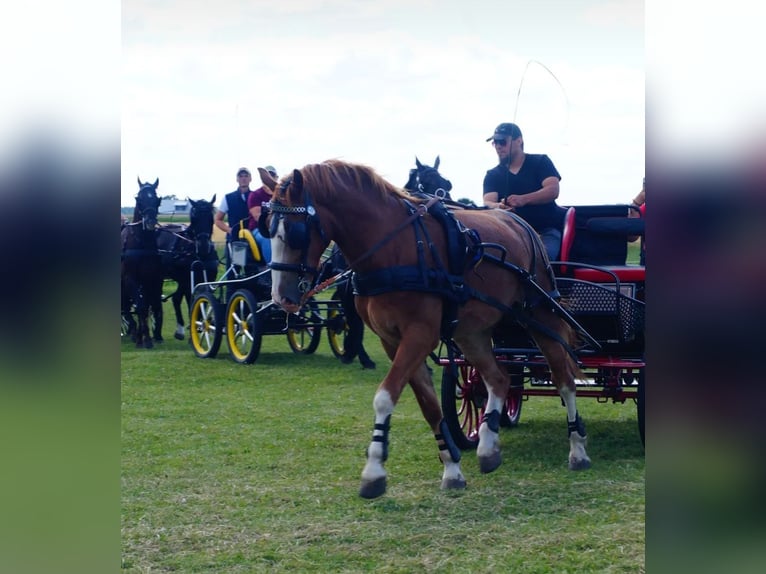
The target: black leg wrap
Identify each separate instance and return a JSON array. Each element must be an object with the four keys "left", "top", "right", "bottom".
[
  {"left": 481, "top": 410, "right": 500, "bottom": 433},
  {"left": 567, "top": 411, "right": 586, "bottom": 437},
  {"left": 434, "top": 419, "right": 461, "bottom": 463},
  {"left": 368, "top": 414, "right": 391, "bottom": 462}
]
